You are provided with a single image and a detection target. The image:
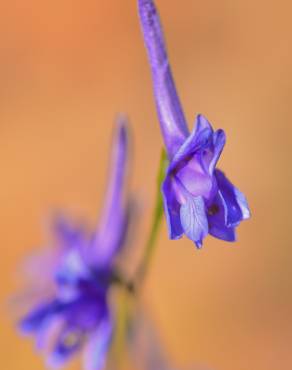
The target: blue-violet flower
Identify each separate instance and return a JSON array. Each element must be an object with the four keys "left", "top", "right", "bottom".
[
  {"left": 18, "top": 119, "right": 131, "bottom": 369},
  {"left": 138, "top": 0, "right": 250, "bottom": 247}
]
